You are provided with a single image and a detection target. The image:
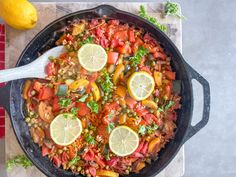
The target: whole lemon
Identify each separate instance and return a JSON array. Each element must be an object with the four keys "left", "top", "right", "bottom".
[{"left": 0, "top": 0, "right": 37, "bottom": 30}]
